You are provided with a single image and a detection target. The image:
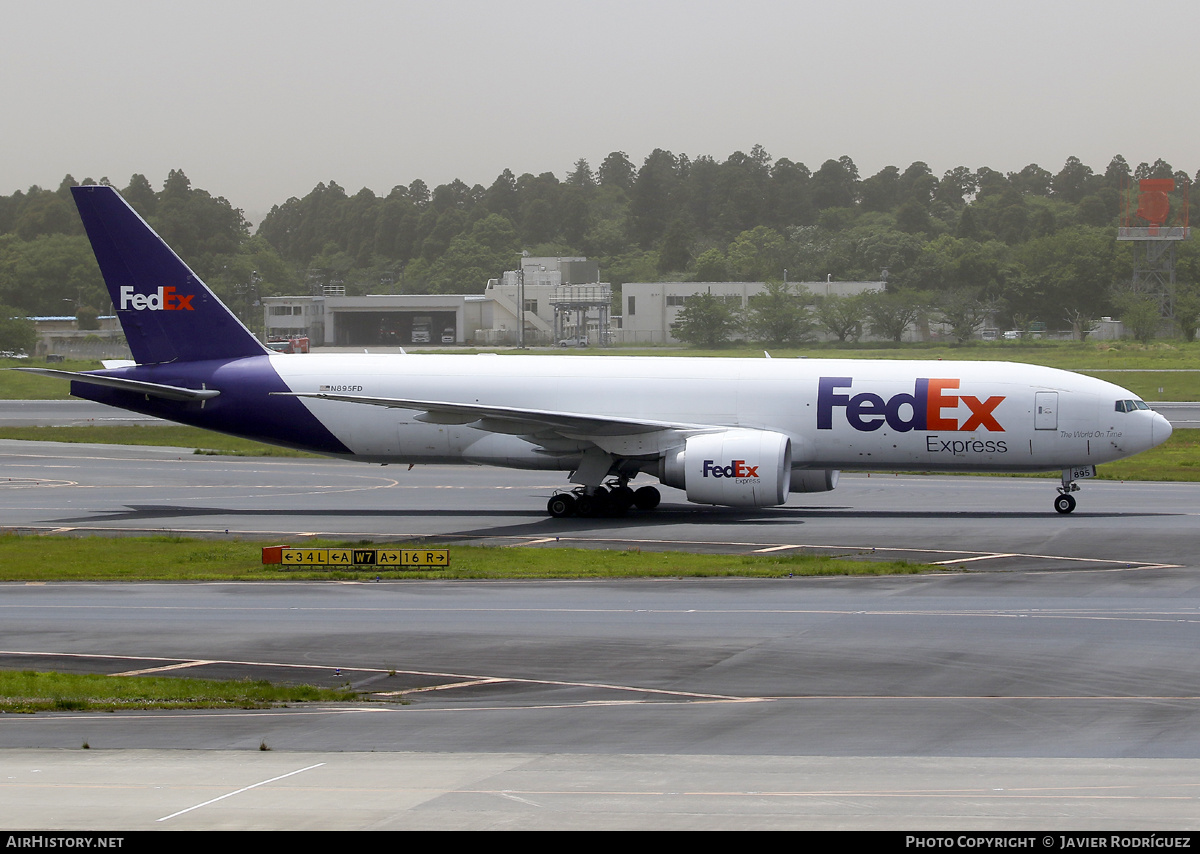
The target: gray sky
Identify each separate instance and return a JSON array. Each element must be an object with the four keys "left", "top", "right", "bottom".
[{"left": 3, "top": 0, "right": 1196, "bottom": 225}]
